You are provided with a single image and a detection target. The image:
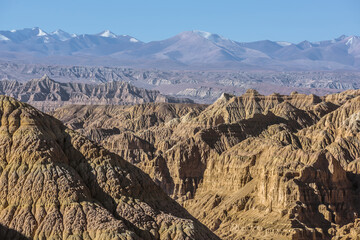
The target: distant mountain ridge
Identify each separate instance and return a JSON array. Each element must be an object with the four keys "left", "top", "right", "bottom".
[
  {"left": 2, "top": 62, "right": 360, "bottom": 104},
  {"left": 0, "top": 75, "right": 193, "bottom": 111},
  {"left": 0, "top": 27, "right": 359, "bottom": 70}
]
